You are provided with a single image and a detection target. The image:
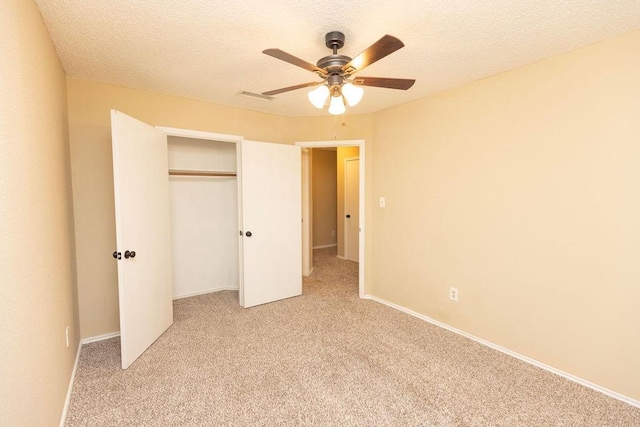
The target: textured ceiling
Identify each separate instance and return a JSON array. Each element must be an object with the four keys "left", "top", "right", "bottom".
[{"left": 35, "top": 0, "right": 640, "bottom": 117}]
